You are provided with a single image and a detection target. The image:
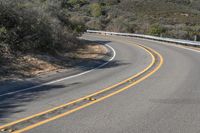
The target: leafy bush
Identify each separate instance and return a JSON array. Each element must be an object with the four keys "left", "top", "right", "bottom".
[
  {"left": 0, "top": 27, "right": 7, "bottom": 42},
  {"left": 186, "top": 26, "right": 200, "bottom": 41},
  {"left": 104, "top": 0, "right": 121, "bottom": 6},
  {"left": 147, "top": 24, "right": 166, "bottom": 36},
  {"left": 62, "top": 0, "right": 88, "bottom": 8},
  {"left": 0, "top": 0, "right": 83, "bottom": 54},
  {"left": 86, "top": 19, "right": 103, "bottom": 30},
  {"left": 90, "top": 3, "right": 102, "bottom": 17},
  {"left": 69, "top": 0, "right": 88, "bottom": 5}
]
